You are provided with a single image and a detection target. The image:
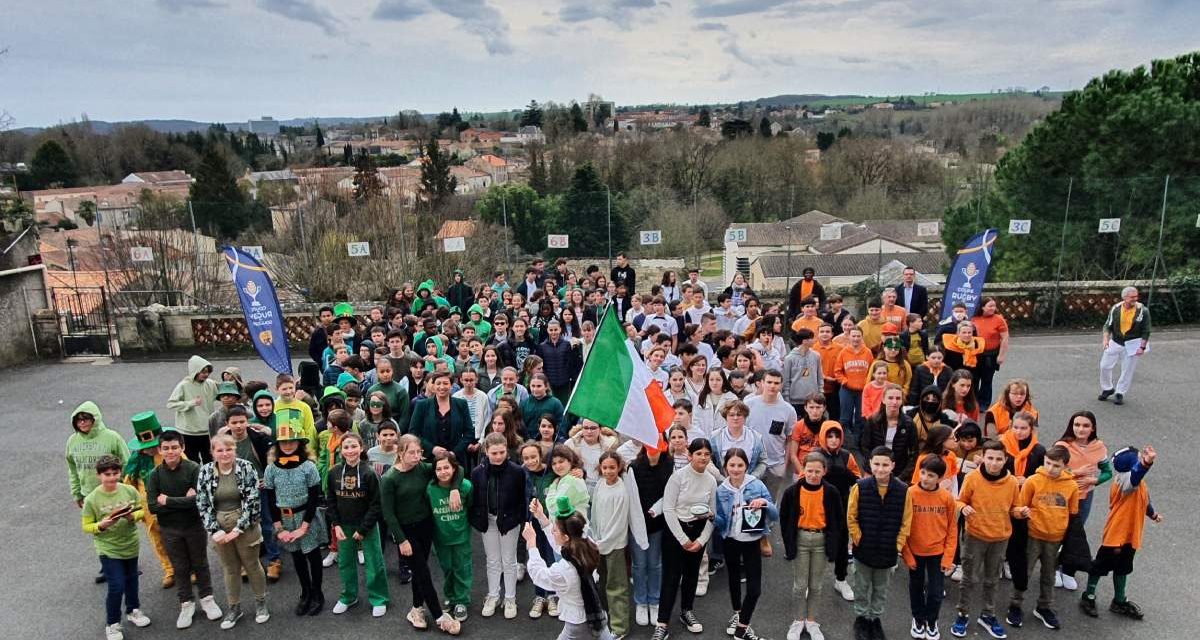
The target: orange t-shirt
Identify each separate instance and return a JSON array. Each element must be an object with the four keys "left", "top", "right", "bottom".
[
  {"left": 835, "top": 344, "right": 874, "bottom": 391},
  {"left": 903, "top": 485, "right": 959, "bottom": 566},
  {"left": 882, "top": 305, "right": 908, "bottom": 330},
  {"left": 791, "top": 314, "right": 823, "bottom": 336},
  {"left": 1101, "top": 480, "right": 1151, "bottom": 549},
  {"left": 861, "top": 382, "right": 886, "bottom": 417},
  {"left": 958, "top": 470, "right": 1020, "bottom": 542},
  {"left": 800, "top": 280, "right": 815, "bottom": 303},
  {"left": 798, "top": 484, "right": 827, "bottom": 530},
  {"left": 971, "top": 314, "right": 1009, "bottom": 352},
  {"left": 812, "top": 341, "right": 842, "bottom": 393}
]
